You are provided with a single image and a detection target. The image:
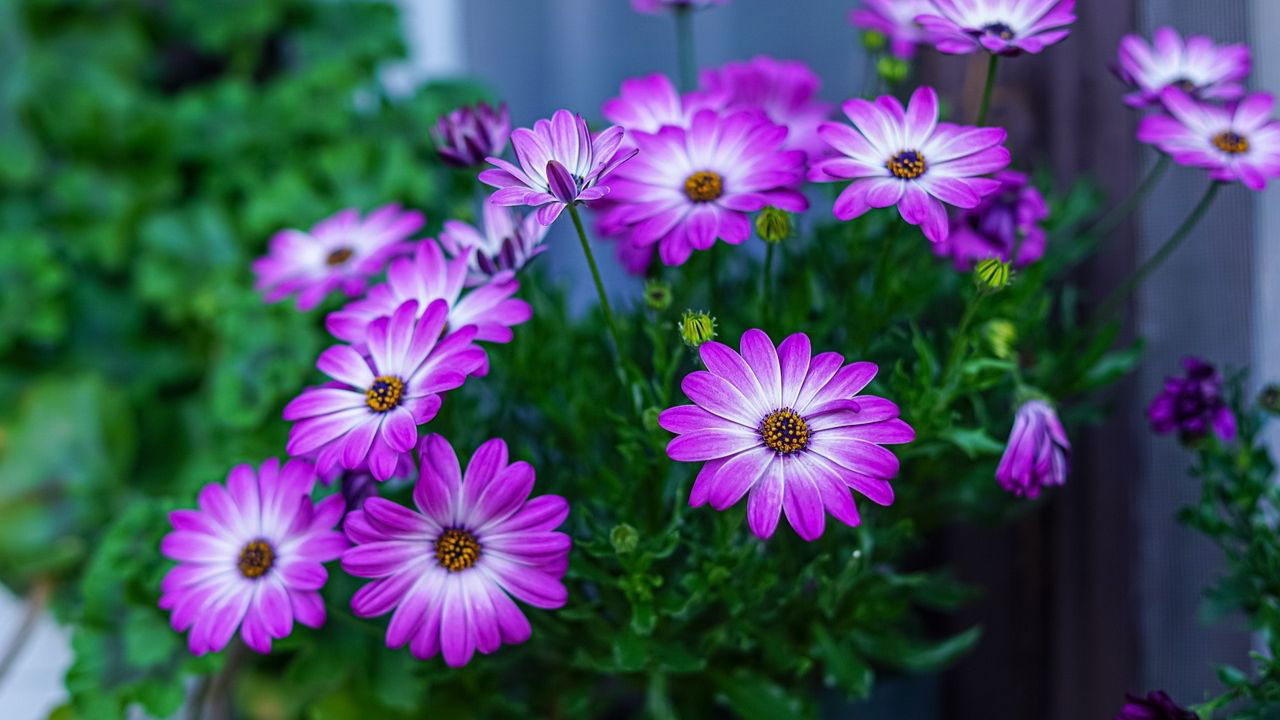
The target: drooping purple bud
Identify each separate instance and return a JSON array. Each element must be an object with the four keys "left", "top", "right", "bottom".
[{"left": 545, "top": 160, "right": 579, "bottom": 205}]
